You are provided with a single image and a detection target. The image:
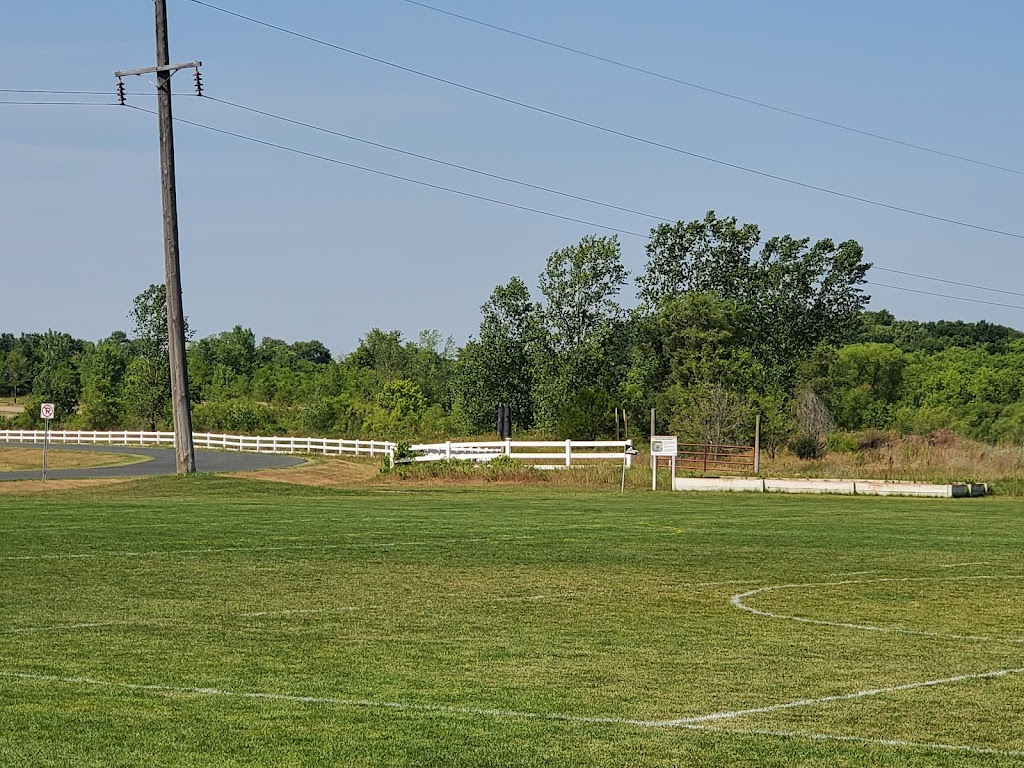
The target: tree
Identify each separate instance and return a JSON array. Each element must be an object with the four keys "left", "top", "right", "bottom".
[
  {"left": 79, "top": 339, "right": 130, "bottom": 429},
  {"left": 454, "top": 277, "right": 540, "bottom": 433},
  {"left": 636, "top": 212, "right": 871, "bottom": 391},
  {"left": 664, "top": 381, "right": 753, "bottom": 446},
  {"left": 747, "top": 236, "right": 871, "bottom": 383},
  {"left": 127, "top": 285, "right": 191, "bottom": 430},
  {"left": 31, "top": 330, "right": 82, "bottom": 421},
  {"left": 534, "top": 235, "right": 628, "bottom": 426},
  {"left": 2, "top": 347, "right": 30, "bottom": 401},
  {"left": 349, "top": 329, "right": 409, "bottom": 383},
  {"left": 556, "top": 388, "right": 616, "bottom": 440},
  {"left": 638, "top": 211, "right": 760, "bottom": 309}
]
